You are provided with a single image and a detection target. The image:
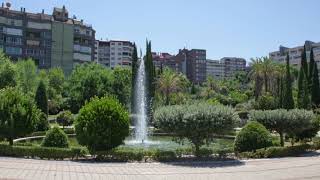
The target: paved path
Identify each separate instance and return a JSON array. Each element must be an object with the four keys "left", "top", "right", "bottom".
[{"left": 0, "top": 153, "right": 320, "bottom": 180}]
